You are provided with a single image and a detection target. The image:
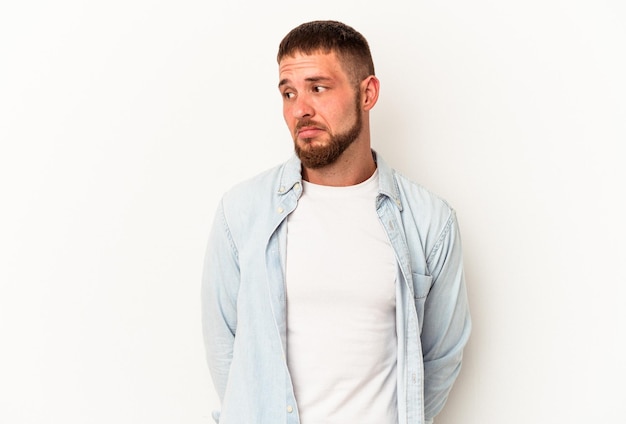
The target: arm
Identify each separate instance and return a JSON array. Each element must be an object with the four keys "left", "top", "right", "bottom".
[
  {"left": 201, "top": 200, "right": 240, "bottom": 401},
  {"left": 421, "top": 211, "right": 471, "bottom": 421}
]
